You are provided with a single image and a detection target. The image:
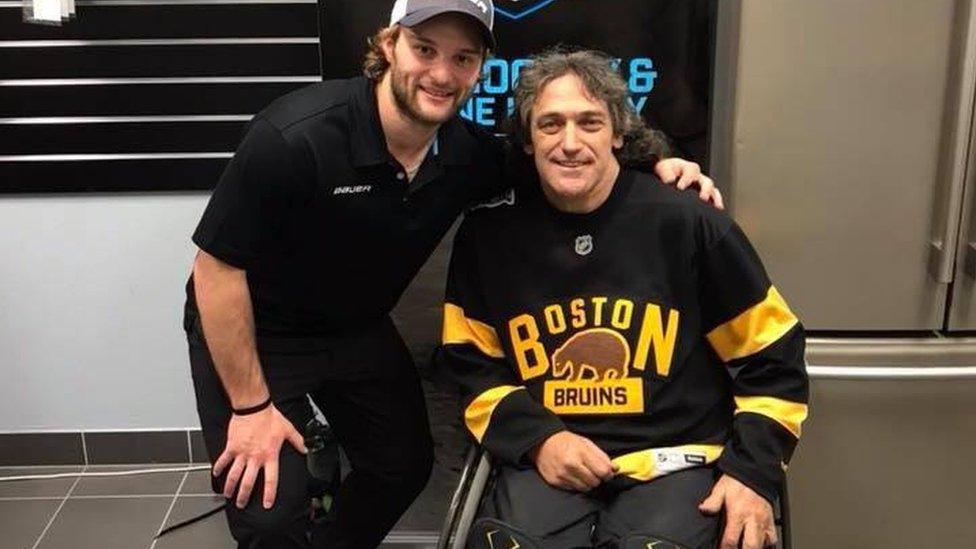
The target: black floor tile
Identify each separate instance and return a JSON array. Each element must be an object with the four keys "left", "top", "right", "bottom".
[
  {"left": 180, "top": 468, "right": 218, "bottom": 496},
  {"left": 0, "top": 499, "right": 63, "bottom": 549},
  {"left": 0, "top": 466, "right": 83, "bottom": 498},
  {"left": 152, "top": 496, "right": 442, "bottom": 548},
  {"left": 0, "top": 433, "right": 84, "bottom": 466},
  {"left": 394, "top": 461, "right": 458, "bottom": 532},
  {"left": 85, "top": 431, "right": 189, "bottom": 464},
  {"left": 153, "top": 495, "right": 234, "bottom": 549},
  {"left": 72, "top": 465, "right": 185, "bottom": 497},
  {"left": 35, "top": 497, "right": 172, "bottom": 549}
]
